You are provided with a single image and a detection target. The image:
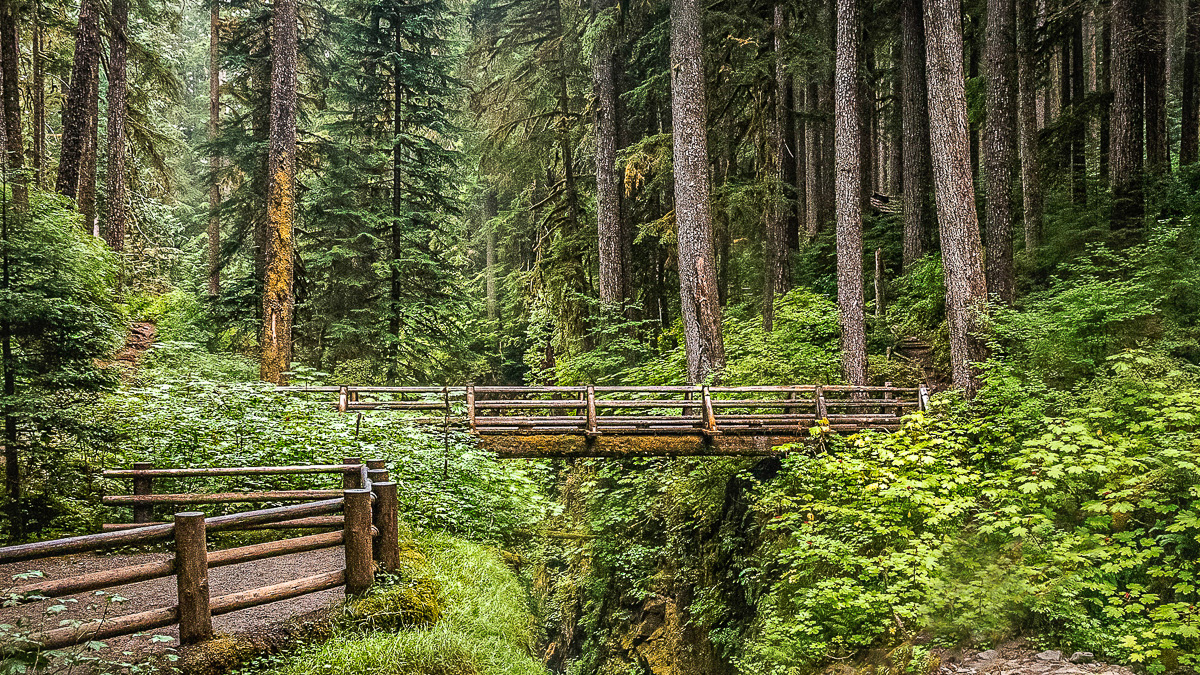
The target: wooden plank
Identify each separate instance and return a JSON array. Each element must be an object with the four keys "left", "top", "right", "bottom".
[
  {"left": 104, "top": 490, "right": 340, "bottom": 505},
  {"left": 102, "top": 516, "right": 344, "bottom": 532},
  {"left": 473, "top": 400, "right": 588, "bottom": 409},
  {"left": 104, "top": 464, "right": 360, "bottom": 478},
  {"left": 209, "top": 570, "right": 345, "bottom": 616}
]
